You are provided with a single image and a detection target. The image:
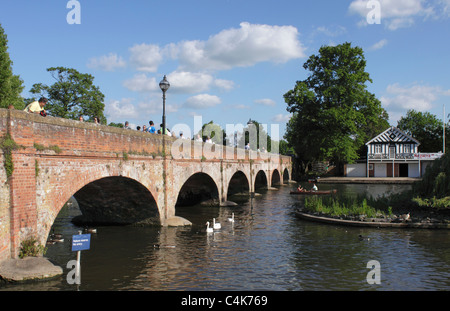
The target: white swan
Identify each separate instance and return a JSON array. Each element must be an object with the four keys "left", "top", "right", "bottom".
[
  {"left": 213, "top": 218, "right": 221, "bottom": 230},
  {"left": 206, "top": 221, "right": 214, "bottom": 233},
  {"left": 228, "top": 213, "right": 235, "bottom": 223}
]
